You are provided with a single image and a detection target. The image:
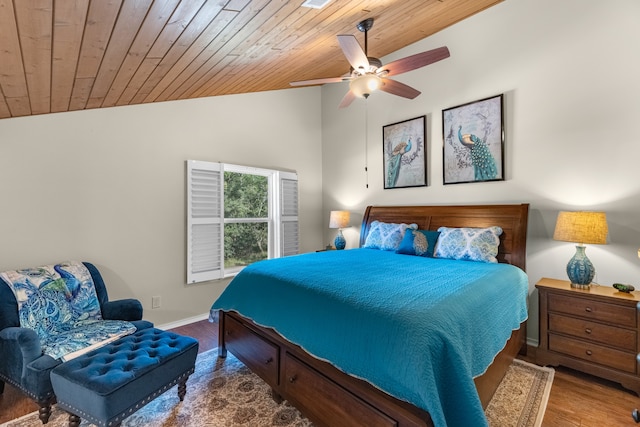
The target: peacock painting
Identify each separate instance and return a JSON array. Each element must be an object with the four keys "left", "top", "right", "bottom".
[
  {"left": 442, "top": 94, "right": 504, "bottom": 184},
  {"left": 383, "top": 116, "right": 426, "bottom": 189},
  {"left": 457, "top": 126, "right": 498, "bottom": 181},
  {"left": 386, "top": 138, "right": 412, "bottom": 188}
]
